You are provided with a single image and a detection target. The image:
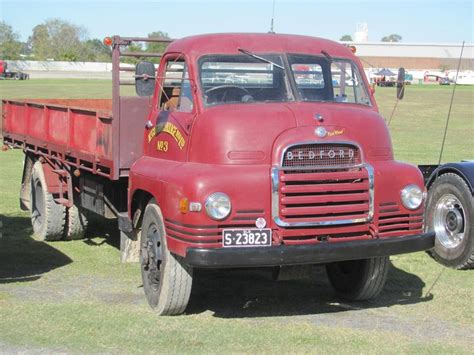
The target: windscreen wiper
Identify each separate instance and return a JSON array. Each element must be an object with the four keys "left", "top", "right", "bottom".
[{"left": 238, "top": 48, "right": 284, "bottom": 70}]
